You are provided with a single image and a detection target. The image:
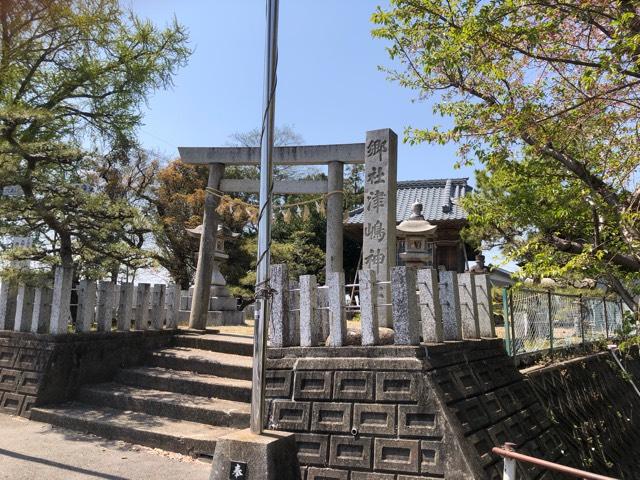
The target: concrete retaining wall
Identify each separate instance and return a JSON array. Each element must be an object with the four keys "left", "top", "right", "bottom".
[
  {"left": 527, "top": 350, "right": 640, "bottom": 479},
  {"left": 266, "top": 345, "right": 482, "bottom": 479},
  {"left": 266, "top": 339, "right": 583, "bottom": 480},
  {"left": 0, "top": 330, "right": 174, "bottom": 418}
]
